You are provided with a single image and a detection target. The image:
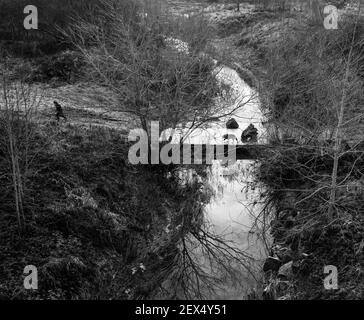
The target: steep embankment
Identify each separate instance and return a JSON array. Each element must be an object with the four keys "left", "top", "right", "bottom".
[{"left": 0, "top": 123, "right": 210, "bottom": 299}]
